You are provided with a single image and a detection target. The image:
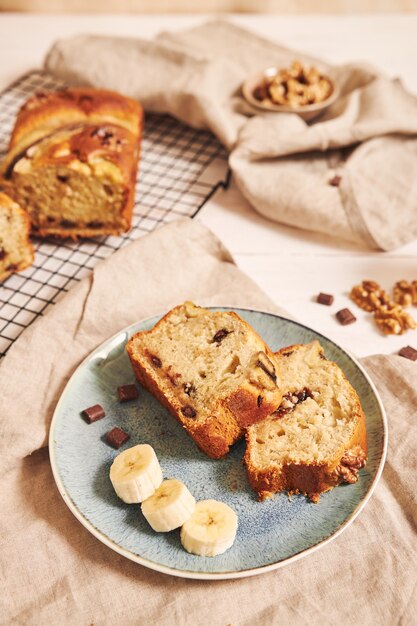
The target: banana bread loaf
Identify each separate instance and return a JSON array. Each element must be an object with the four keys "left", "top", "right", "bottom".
[
  {"left": 0, "top": 192, "right": 34, "bottom": 281},
  {"left": 1, "top": 88, "right": 143, "bottom": 239},
  {"left": 127, "top": 302, "right": 283, "bottom": 459},
  {"left": 245, "top": 341, "right": 367, "bottom": 502}
]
